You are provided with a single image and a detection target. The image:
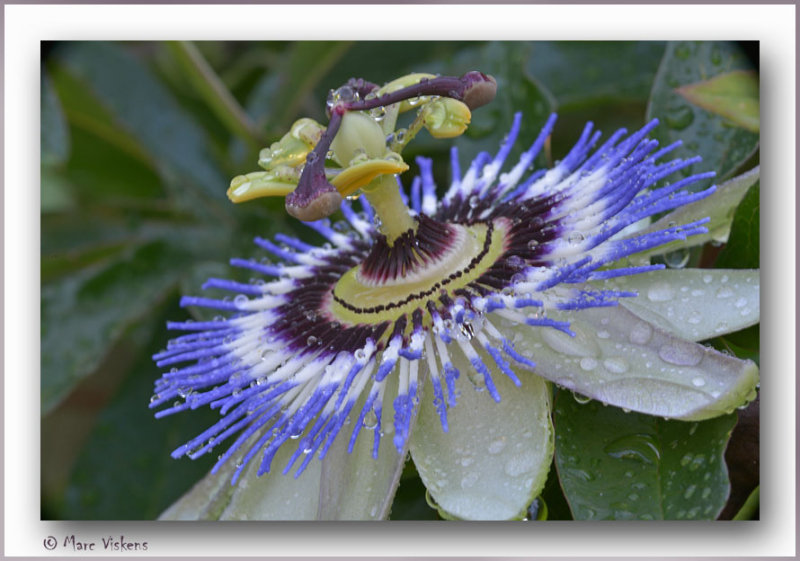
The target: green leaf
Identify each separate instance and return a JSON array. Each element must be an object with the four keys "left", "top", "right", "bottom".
[
  {"left": 41, "top": 166, "right": 77, "bottom": 213},
  {"left": 41, "top": 70, "right": 70, "bottom": 166},
  {"left": 627, "top": 166, "right": 759, "bottom": 259},
  {"left": 528, "top": 41, "right": 666, "bottom": 108},
  {"left": 646, "top": 41, "right": 759, "bottom": 190},
  {"left": 61, "top": 300, "right": 221, "bottom": 519},
  {"left": 596, "top": 269, "right": 760, "bottom": 342},
  {"left": 60, "top": 125, "right": 166, "bottom": 203},
  {"left": 677, "top": 70, "right": 759, "bottom": 133},
  {"left": 165, "top": 41, "right": 262, "bottom": 149},
  {"left": 554, "top": 394, "right": 737, "bottom": 520},
  {"left": 538, "top": 460, "right": 573, "bottom": 520},
  {"left": 52, "top": 41, "right": 229, "bottom": 204},
  {"left": 266, "top": 41, "right": 353, "bottom": 133},
  {"left": 715, "top": 180, "right": 759, "bottom": 269},
  {"left": 732, "top": 485, "right": 759, "bottom": 520},
  {"left": 41, "top": 240, "right": 186, "bottom": 413},
  {"left": 410, "top": 348, "right": 554, "bottom": 521},
  {"left": 508, "top": 305, "right": 759, "bottom": 420}
]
